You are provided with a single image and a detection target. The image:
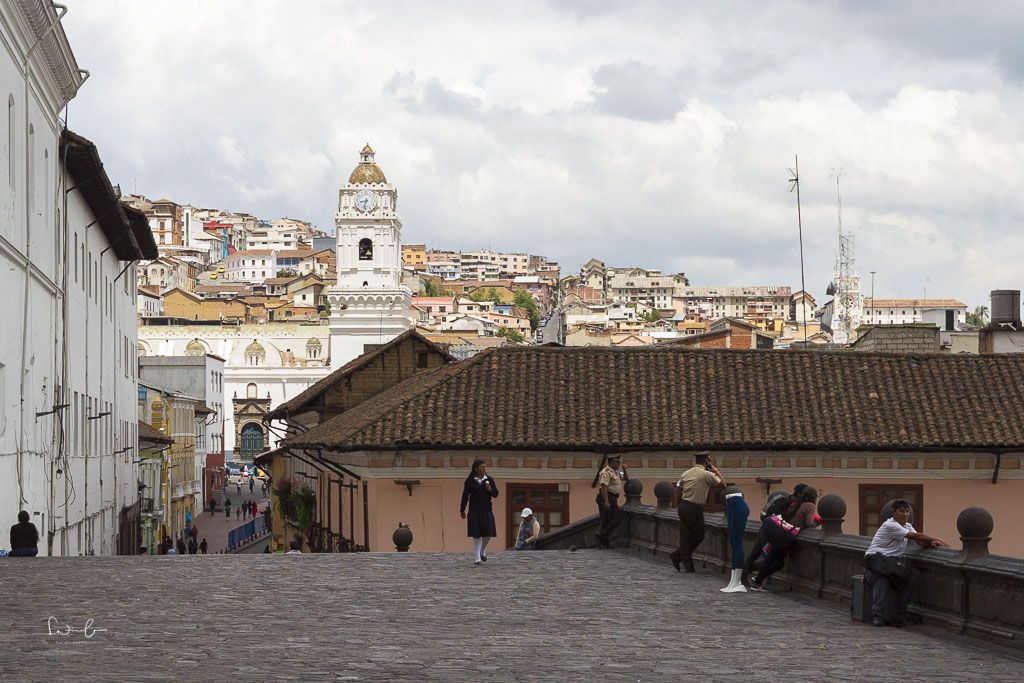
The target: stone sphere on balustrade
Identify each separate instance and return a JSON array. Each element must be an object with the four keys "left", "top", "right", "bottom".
[
  {"left": 392, "top": 523, "right": 413, "bottom": 552},
  {"left": 624, "top": 478, "right": 643, "bottom": 498},
  {"left": 818, "top": 493, "right": 847, "bottom": 520},
  {"left": 653, "top": 480, "right": 674, "bottom": 502},
  {"left": 956, "top": 506, "right": 994, "bottom": 539}
]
